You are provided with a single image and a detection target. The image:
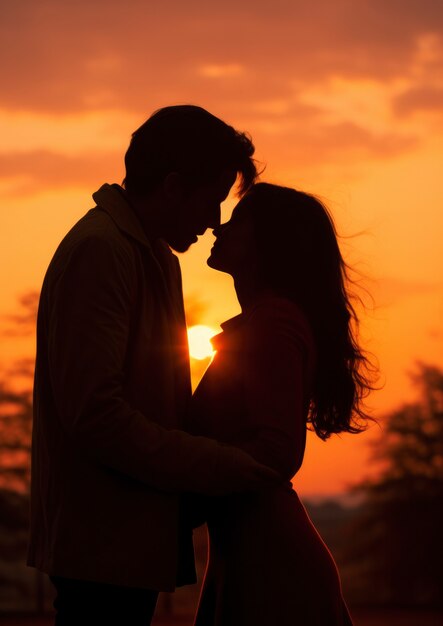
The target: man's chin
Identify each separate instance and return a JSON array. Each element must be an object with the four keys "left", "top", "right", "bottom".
[
  {"left": 167, "top": 235, "right": 198, "bottom": 253},
  {"left": 170, "top": 243, "right": 191, "bottom": 253}
]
